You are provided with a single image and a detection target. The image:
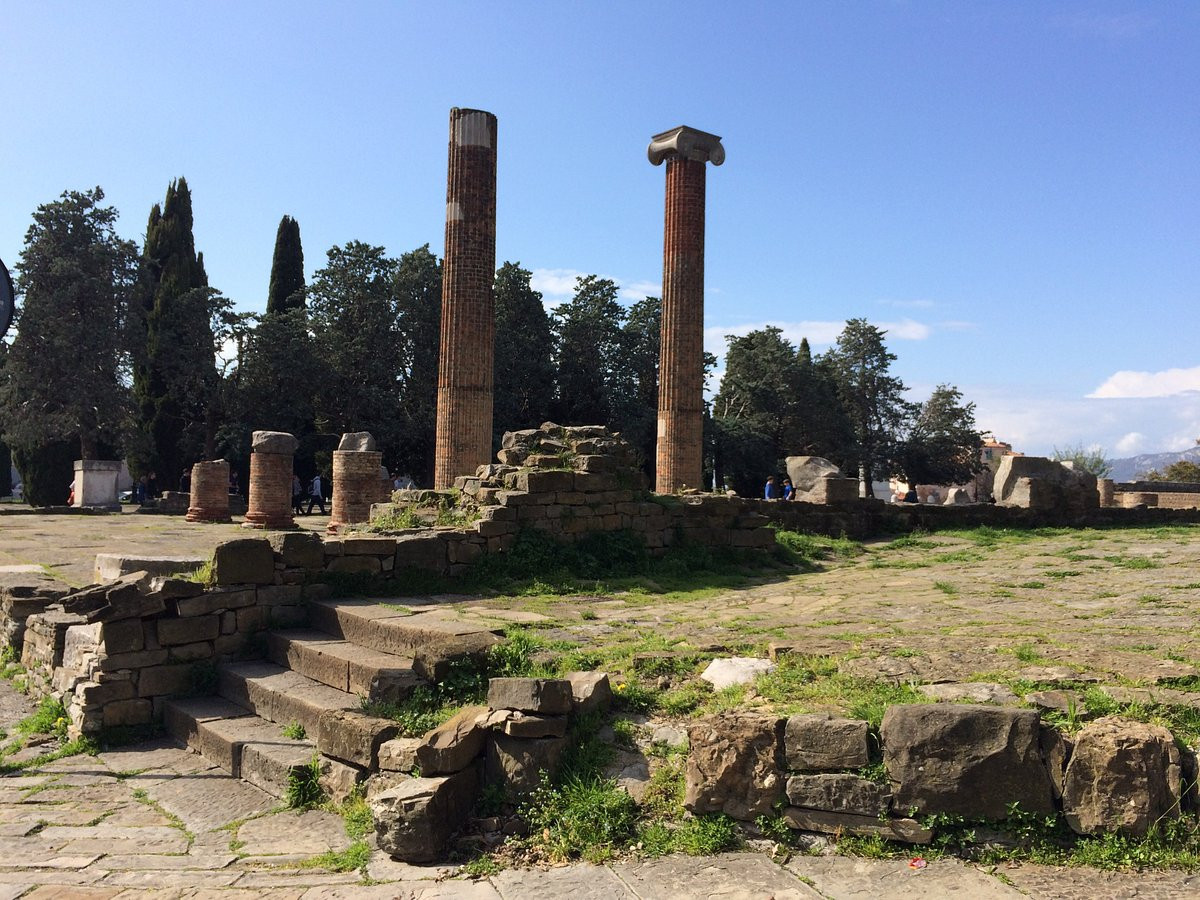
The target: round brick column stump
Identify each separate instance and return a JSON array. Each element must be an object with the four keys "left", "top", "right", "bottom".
[
  {"left": 328, "top": 450, "right": 383, "bottom": 533},
  {"left": 186, "top": 460, "right": 231, "bottom": 523},
  {"left": 1097, "top": 478, "right": 1115, "bottom": 508},
  {"left": 243, "top": 452, "right": 295, "bottom": 529}
]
